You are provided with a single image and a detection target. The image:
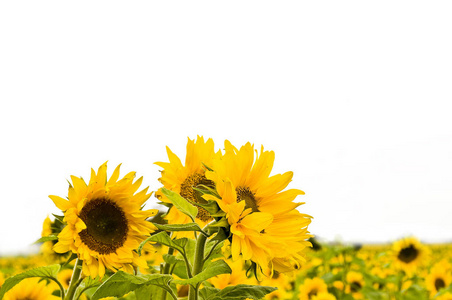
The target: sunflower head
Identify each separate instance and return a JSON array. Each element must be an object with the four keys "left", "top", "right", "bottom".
[
  {"left": 426, "top": 263, "right": 452, "bottom": 296},
  {"left": 40, "top": 216, "right": 68, "bottom": 263},
  {"left": 50, "top": 162, "right": 158, "bottom": 278},
  {"left": 3, "top": 277, "right": 59, "bottom": 300},
  {"left": 203, "top": 140, "right": 312, "bottom": 274},
  {"left": 155, "top": 136, "right": 219, "bottom": 236},
  {"left": 392, "top": 237, "right": 428, "bottom": 274},
  {"left": 298, "top": 277, "right": 328, "bottom": 300}
]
